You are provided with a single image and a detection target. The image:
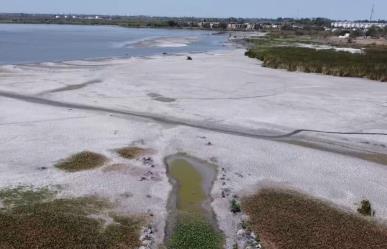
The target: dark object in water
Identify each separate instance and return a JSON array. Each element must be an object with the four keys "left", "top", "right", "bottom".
[
  {"left": 163, "top": 52, "right": 168, "bottom": 55},
  {"left": 187, "top": 56, "right": 193, "bottom": 60}
]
